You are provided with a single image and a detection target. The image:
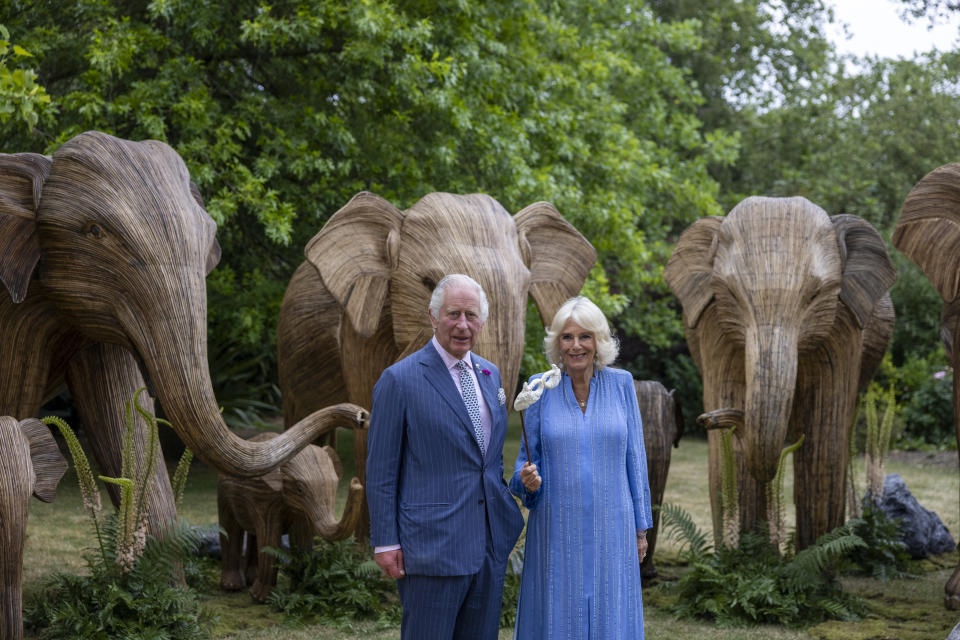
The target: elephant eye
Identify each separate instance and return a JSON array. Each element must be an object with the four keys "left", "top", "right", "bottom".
[
  {"left": 82, "top": 221, "right": 107, "bottom": 239},
  {"left": 422, "top": 276, "right": 436, "bottom": 291}
]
